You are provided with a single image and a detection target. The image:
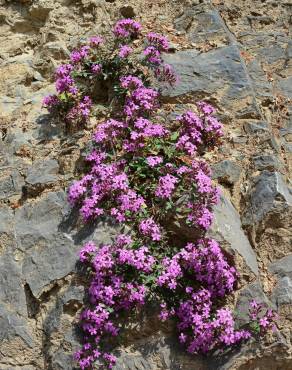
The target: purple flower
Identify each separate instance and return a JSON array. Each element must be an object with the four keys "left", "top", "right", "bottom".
[
  {"left": 79, "top": 241, "right": 97, "bottom": 262},
  {"left": 143, "top": 46, "right": 162, "bottom": 65},
  {"left": 118, "top": 45, "right": 132, "bottom": 58},
  {"left": 120, "top": 75, "right": 144, "bottom": 89},
  {"left": 146, "top": 32, "right": 169, "bottom": 51},
  {"left": 42, "top": 95, "right": 59, "bottom": 110},
  {"left": 146, "top": 156, "right": 163, "bottom": 167},
  {"left": 89, "top": 36, "right": 103, "bottom": 47},
  {"left": 155, "top": 174, "right": 178, "bottom": 199},
  {"left": 91, "top": 63, "right": 102, "bottom": 74},
  {"left": 113, "top": 19, "right": 142, "bottom": 38},
  {"left": 139, "top": 218, "right": 161, "bottom": 241},
  {"left": 155, "top": 63, "right": 178, "bottom": 86}
]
